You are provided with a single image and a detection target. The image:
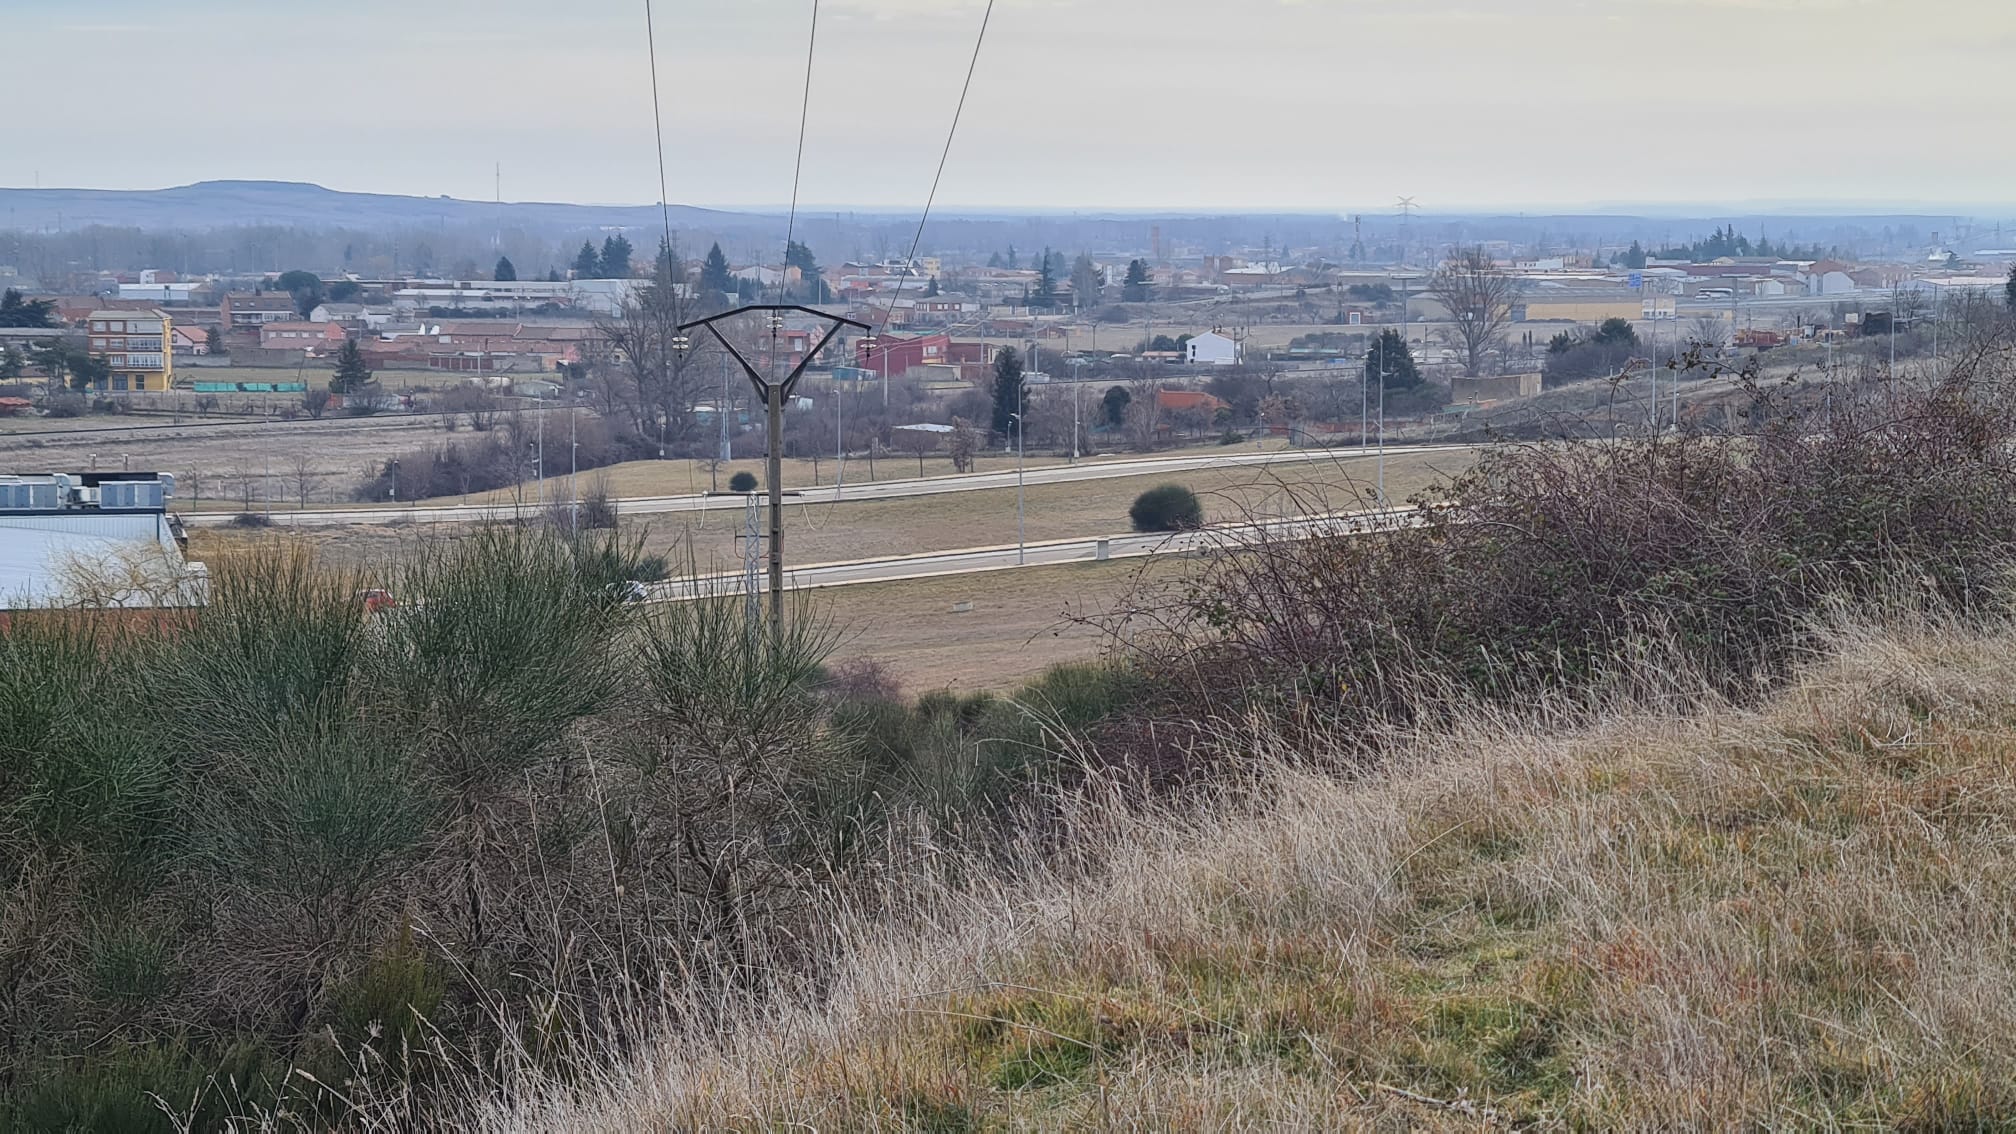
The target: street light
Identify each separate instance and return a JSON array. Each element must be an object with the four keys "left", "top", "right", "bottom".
[
  {"left": 1008, "top": 405, "right": 1027, "bottom": 565},
  {"left": 1067, "top": 356, "right": 1087, "bottom": 461},
  {"left": 1377, "top": 358, "right": 1388, "bottom": 504}
]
